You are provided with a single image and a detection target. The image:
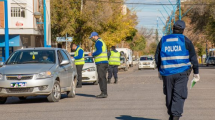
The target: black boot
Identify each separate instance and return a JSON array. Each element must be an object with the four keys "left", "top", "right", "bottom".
[
  {"left": 169, "top": 116, "right": 173, "bottom": 120},
  {"left": 114, "top": 78, "right": 118, "bottom": 84},
  {"left": 107, "top": 79, "right": 111, "bottom": 84},
  {"left": 96, "top": 93, "right": 108, "bottom": 98},
  {"left": 173, "top": 116, "right": 180, "bottom": 120}
]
